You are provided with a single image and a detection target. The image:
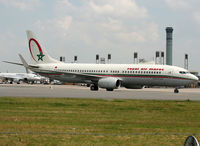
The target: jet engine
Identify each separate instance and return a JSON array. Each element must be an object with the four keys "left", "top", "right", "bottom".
[{"left": 98, "top": 77, "right": 120, "bottom": 89}]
